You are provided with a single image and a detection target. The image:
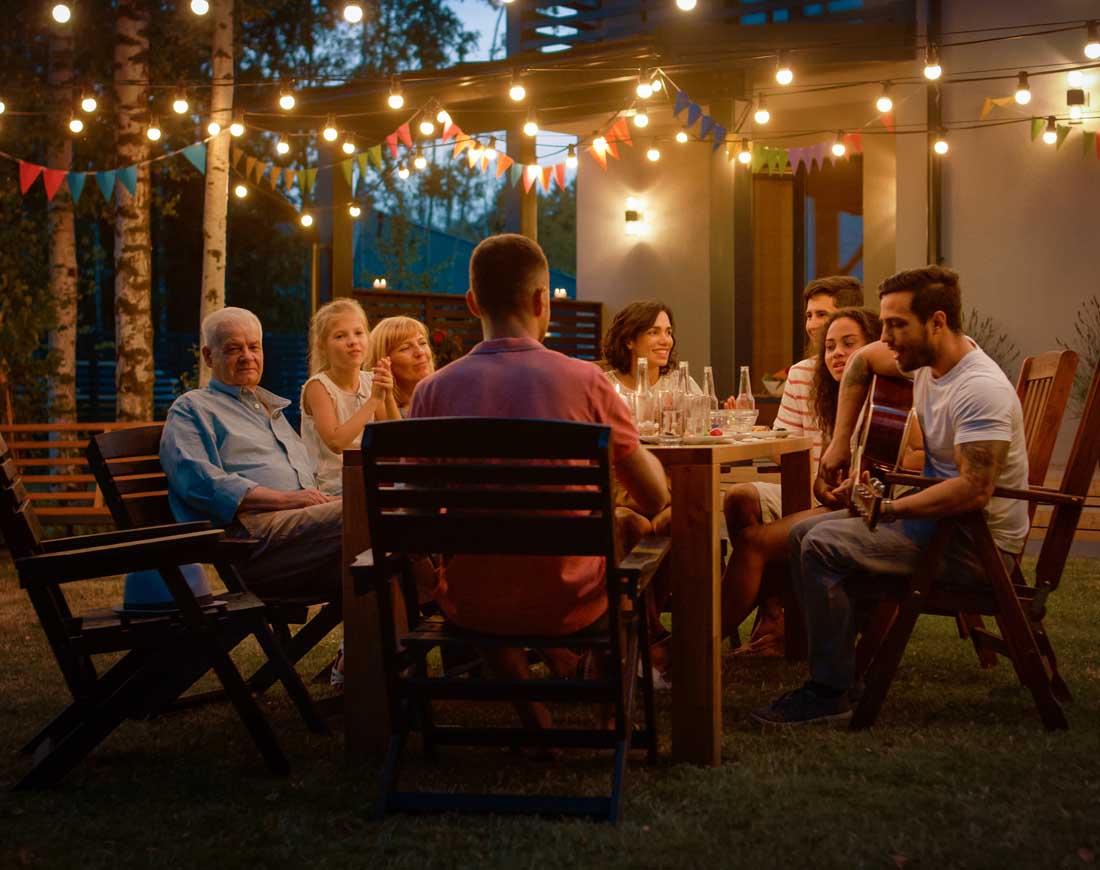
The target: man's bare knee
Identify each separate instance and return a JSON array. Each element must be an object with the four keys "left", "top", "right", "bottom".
[{"left": 723, "top": 484, "right": 763, "bottom": 534}]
